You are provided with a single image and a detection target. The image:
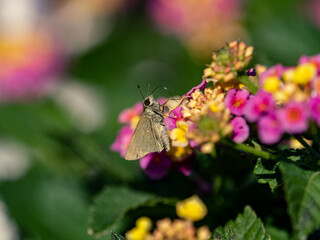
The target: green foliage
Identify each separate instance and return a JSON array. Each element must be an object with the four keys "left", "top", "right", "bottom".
[
  {"left": 253, "top": 158, "right": 280, "bottom": 192},
  {"left": 280, "top": 162, "right": 320, "bottom": 240},
  {"left": 111, "top": 232, "right": 126, "bottom": 240},
  {"left": 265, "top": 226, "right": 290, "bottom": 240},
  {"left": 88, "top": 186, "right": 155, "bottom": 238},
  {"left": 212, "top": 206, "right": 270, "bottom": 240},
  {"left": 0, "top": 166, "right": 95, "bottom": 240}
]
